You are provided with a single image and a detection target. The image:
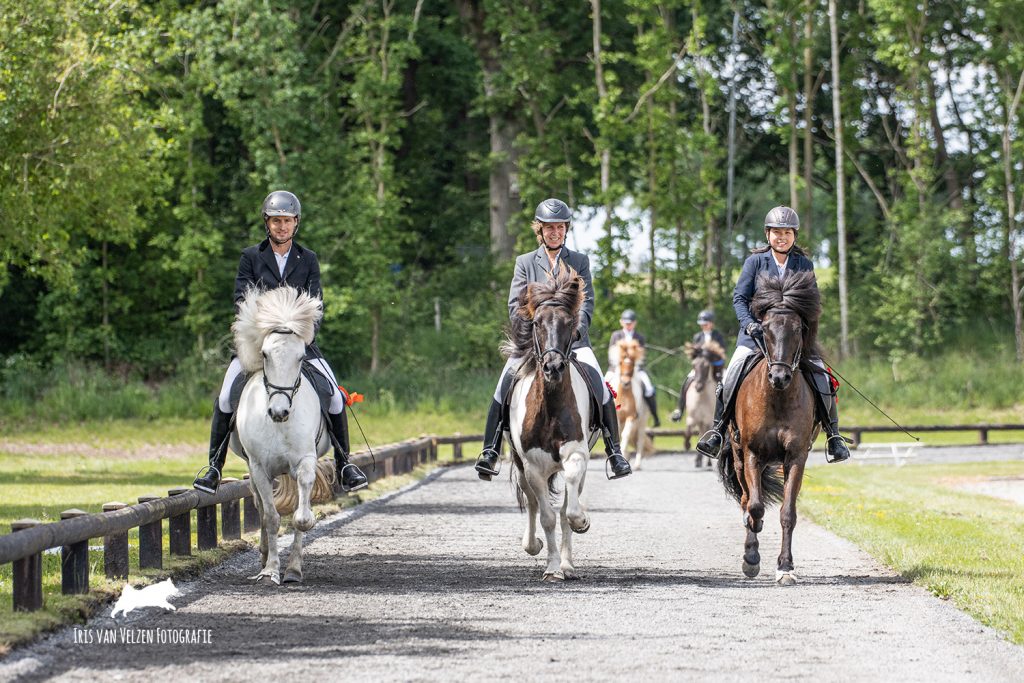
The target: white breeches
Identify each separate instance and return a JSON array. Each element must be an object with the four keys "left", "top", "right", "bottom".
[
  {"left": 495, "top": 345, "right": 609, "bottom": 403},
  {"left": 219, "top": 356, "right": 345, "bottom": 414},
  {"left": 604, "top": 367, "right": 654, "bottom": 397}
]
